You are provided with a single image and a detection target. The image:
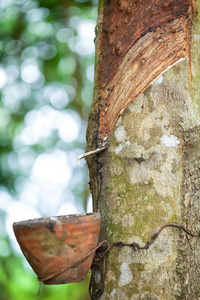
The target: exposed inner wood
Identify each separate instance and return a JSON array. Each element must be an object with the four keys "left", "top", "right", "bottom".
[{"left": 96, "top": 0, "right": 194, "bottom": 142}]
